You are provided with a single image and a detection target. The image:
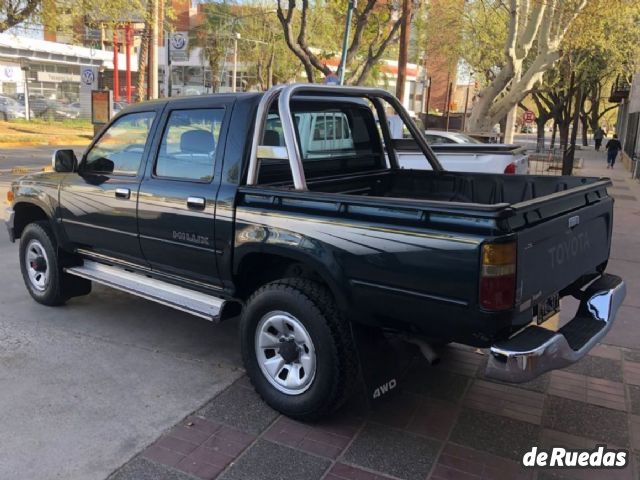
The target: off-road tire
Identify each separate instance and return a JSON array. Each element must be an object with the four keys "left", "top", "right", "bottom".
[
  {"left": 240, "top": 278, "right": 358, "bottom": 420},
  {"left": 19, "top": 221, "right": 90, "bottom": 305}
]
